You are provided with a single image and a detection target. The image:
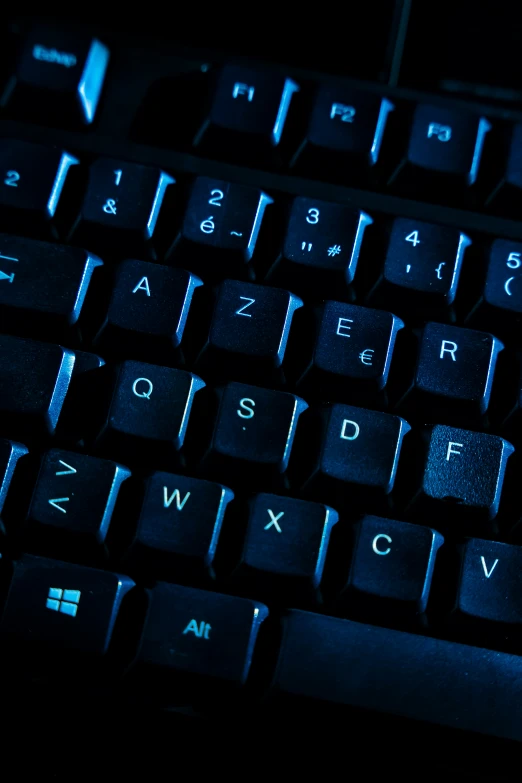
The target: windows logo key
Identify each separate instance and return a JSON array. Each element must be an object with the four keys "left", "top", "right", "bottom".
[{"left": 46, "top": 587, "right": 81, "bottom": 617}]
